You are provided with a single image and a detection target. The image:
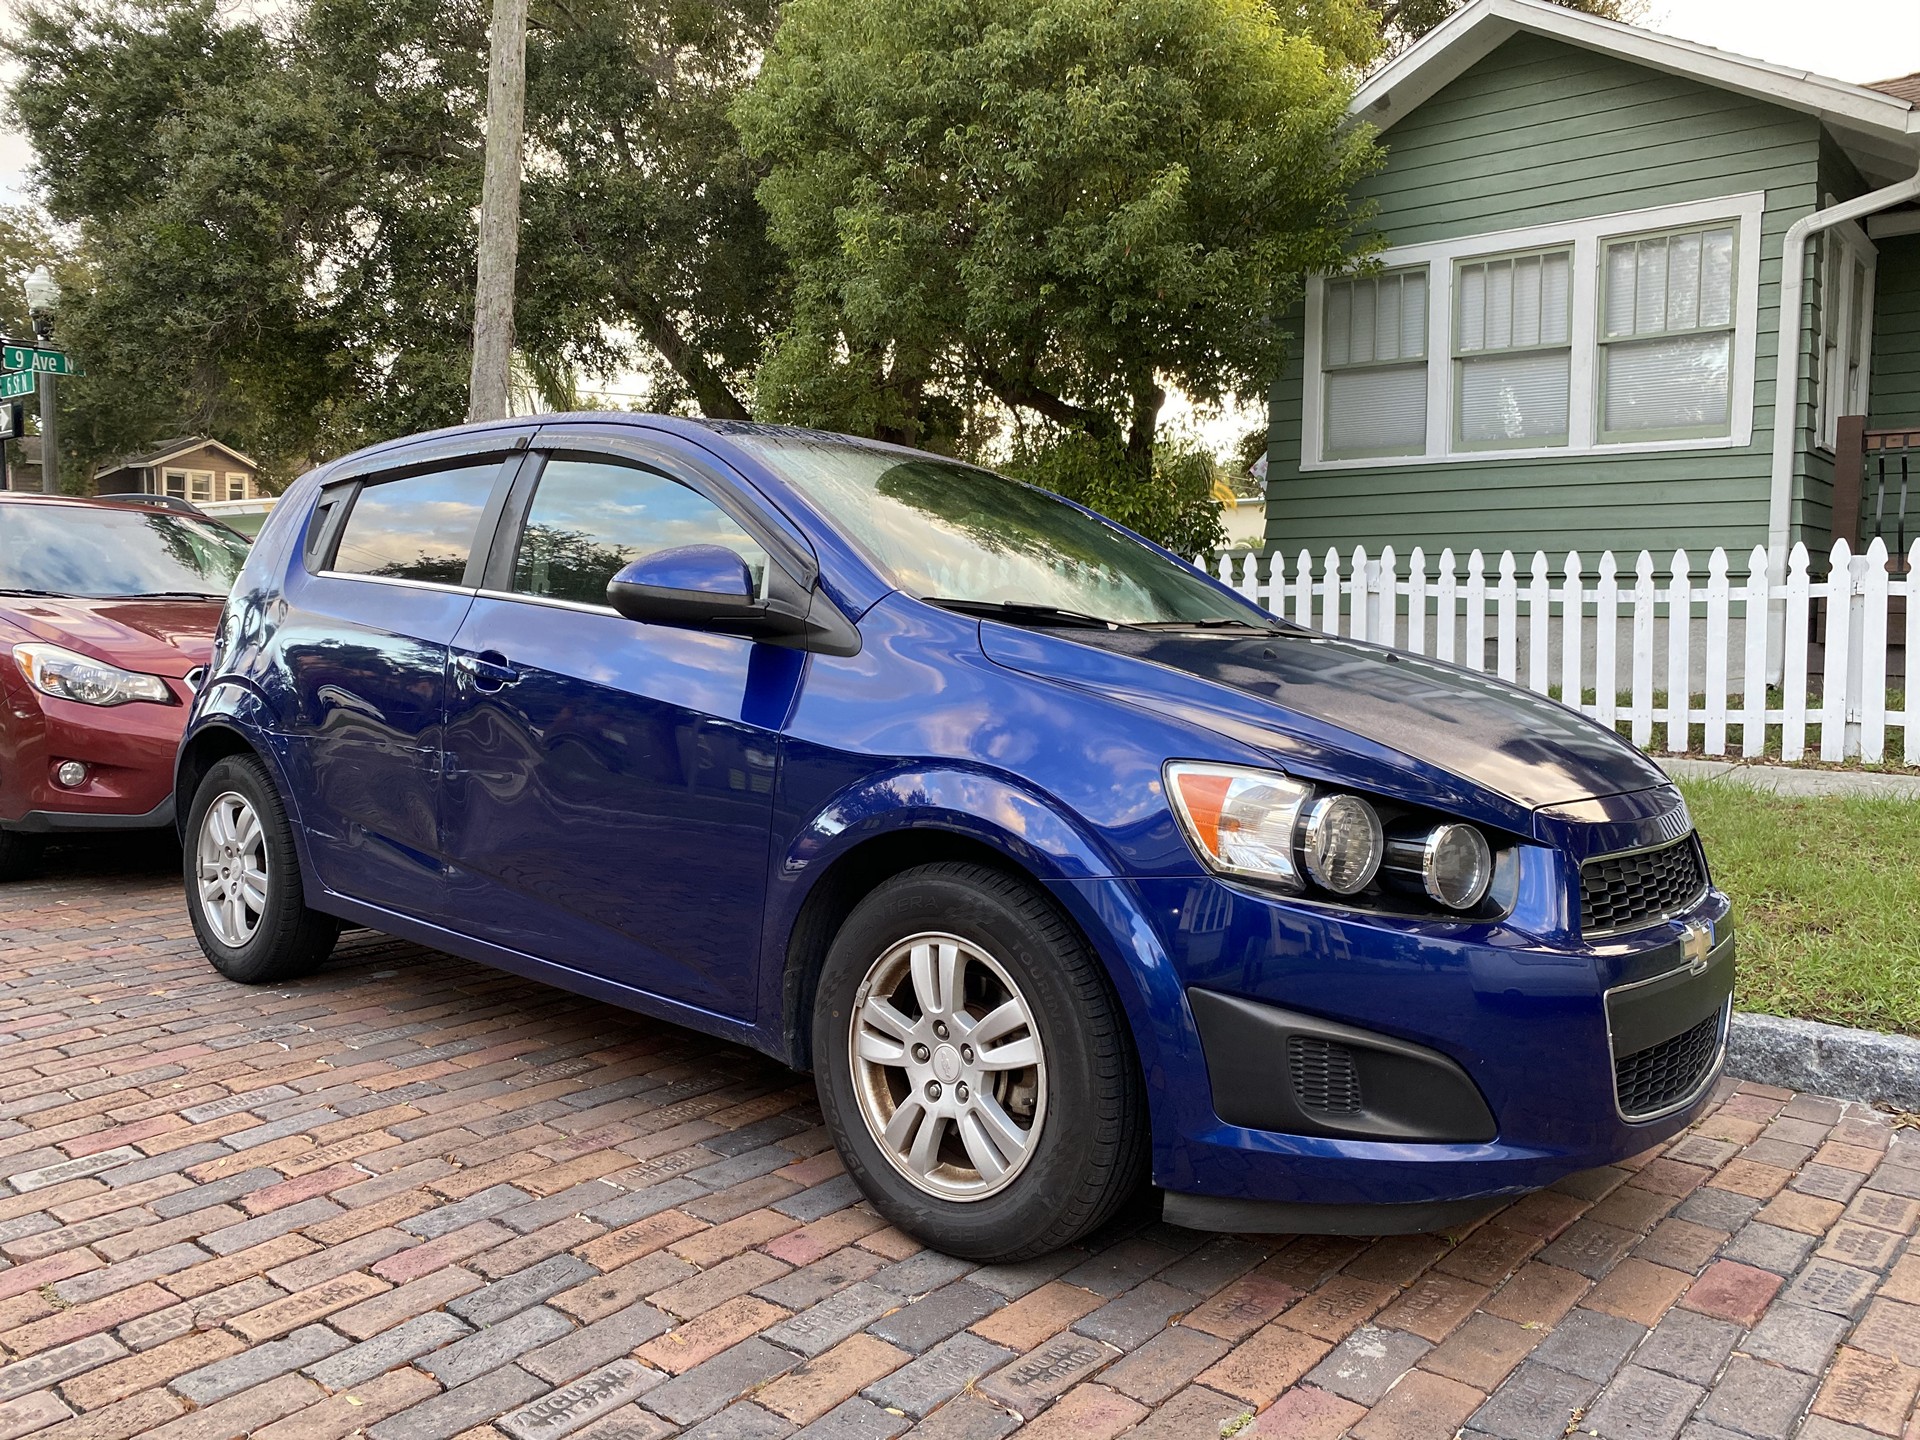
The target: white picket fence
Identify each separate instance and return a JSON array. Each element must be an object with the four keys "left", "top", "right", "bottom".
[{"left": 1208, "top": 538, "right": 1920, "bottom": 766}]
